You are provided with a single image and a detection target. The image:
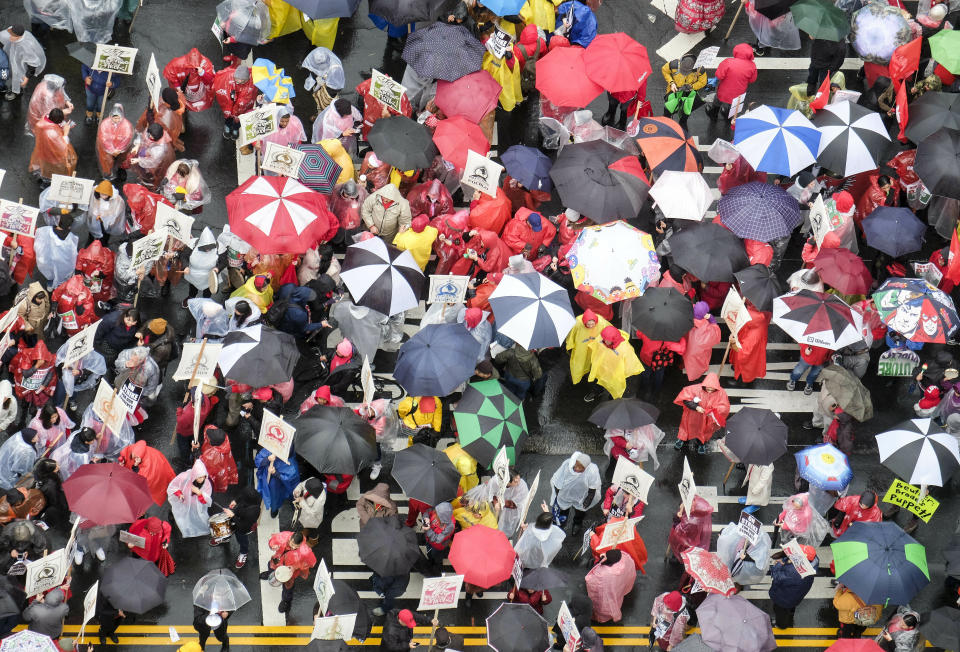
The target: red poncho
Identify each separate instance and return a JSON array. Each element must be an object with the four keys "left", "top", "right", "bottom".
[
  {"left": 2, "top": 232, "right": 36, "bottom": 285},
  {"left": 163, "top": 48, "right": 215, "bottom": 112},
  {"left": 590, "top": 518, "right": 648, "bottom": 573},
  {"left": 730, "top": 306, "right": 770, "bottom": 383},
  {"left": 407, "top": 180, "right": 453, "bottom": 220},
  {"left": 667, "top": 495, "right": 714, "bottom": 560},
  {"left": 128, "top": 516, "right": 175, "bottom": 575},
  {"left": 199, "top": 427, "right": 239, "bottom": 493},
  {"left": 431, "top": 210, "right": 470, "bottom": 275},
  {"left": 118, "top": 441, "right": 176, "bottom": 506},
  {"left": 10, "top": 341, "right": 56, "bottom": 407},
  {"left": 673, "top": 373, "right": 730, "bottom": 443},
  {"left": 503, "top": 208, "right": 557, "bottom": 258},
  {"left": 96, "top": 111, "right": 134, "bottom": 177},
  {"left": 124, "top": 183, "right": 172, "bottom": 233},
  {"left": 50, "top": 275, "right": 96, "bottom": 336},
  {"left": 213, "top": 65, "right": 258, "bottom": 119},
  {"left": 468, "top": 187, "right": 512, "bottom": 234},
  {"left": 831, "top": 495, "right": 883, "bottom": 537},
  {"left": 449, "top": 229, "right": 512, "bottom": 277},
  {"left": 268, "top": 531, "right": 317, "bottom": 583},
  {"left": 76, "top": 241, "right": 116, "bottom": 303}
]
